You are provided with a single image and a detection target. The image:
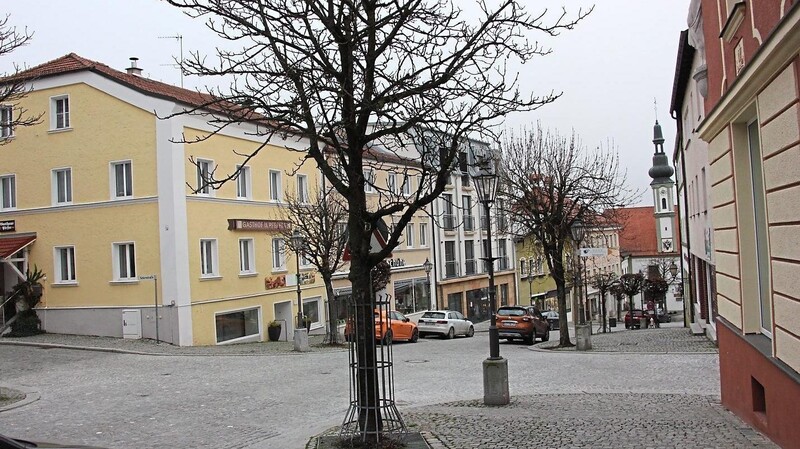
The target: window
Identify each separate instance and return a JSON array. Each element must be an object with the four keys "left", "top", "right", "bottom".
[
  {"left": 303, "top": 298, "right": 321, "bottom": 326},
  {"left": 419, "top": 222, "right": 428, "bottom": 247},
  {"left": 196, "top": 159, "right": 213, "bottom": 195},
  {"left": 520, "top": 258, "right": 527, "bottom": 276},
  {"left": 113, "top": 242, "right": 136, "bottom": 281},
  {"left": 54, "top": 246, "right": 76, "bottom": 283},
  {"left": 272, "top": 238, "right": 286, "bottom": 270},
  {"left": 216, "top": 307, "right": 260, "bottom": 344},
  {"left": 297, "top": 174, "right": 308, "bottom": 203},
  {"left": 51, "top": 96, "right": 70, "bottom": 130},
  {"left": 236, "top": 165, "right": 251, "bottom": 200},
  {"left": 401, "top": 176, "right": 411, "bottom": 196},
  {"left": 462, "top": 196, "right": 474, "bottom": 231},
  {"left": 364, "top": 169, "right": 375, "bottom": 193},
  {"left": 239, "top": 238, "right": 255, "bottom": 274},
  {"left": 200, "top": 239, "right": 218, "bottom": 277},
  {"left": 464, "top": 239, "right": 476, "bottom": 275},
  {"left": 0, "top": 175, "right": 15, "bottom": 210},
  {"left": 498, "top": 239, "right": 508, "bottom": 270},
  {"left": 442, "top": 193, "right": 455, "bottom": 230},
  {"left": 269, "top": 170, "right": 282, "bottom": 201},
  {"left": 1, "top": 105, "right": 13, "bottom": 138},
  {"left": 388, "top": 173, "right": 397, "bottom": 194},
  {"left": 444, "top": 241, "right": 457, "bottom": 278},
  {"left": 406, "top": 223, "right": 414, "bottom": 248},
  {"left": 110, "top": 160, "right": 133, "bottom": 199},
  {"left": 52, "top": 168, "right": 72, "bottom": 204},
  {"left": 747, "top": 119, "right": 772, "bottom": 334}
]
